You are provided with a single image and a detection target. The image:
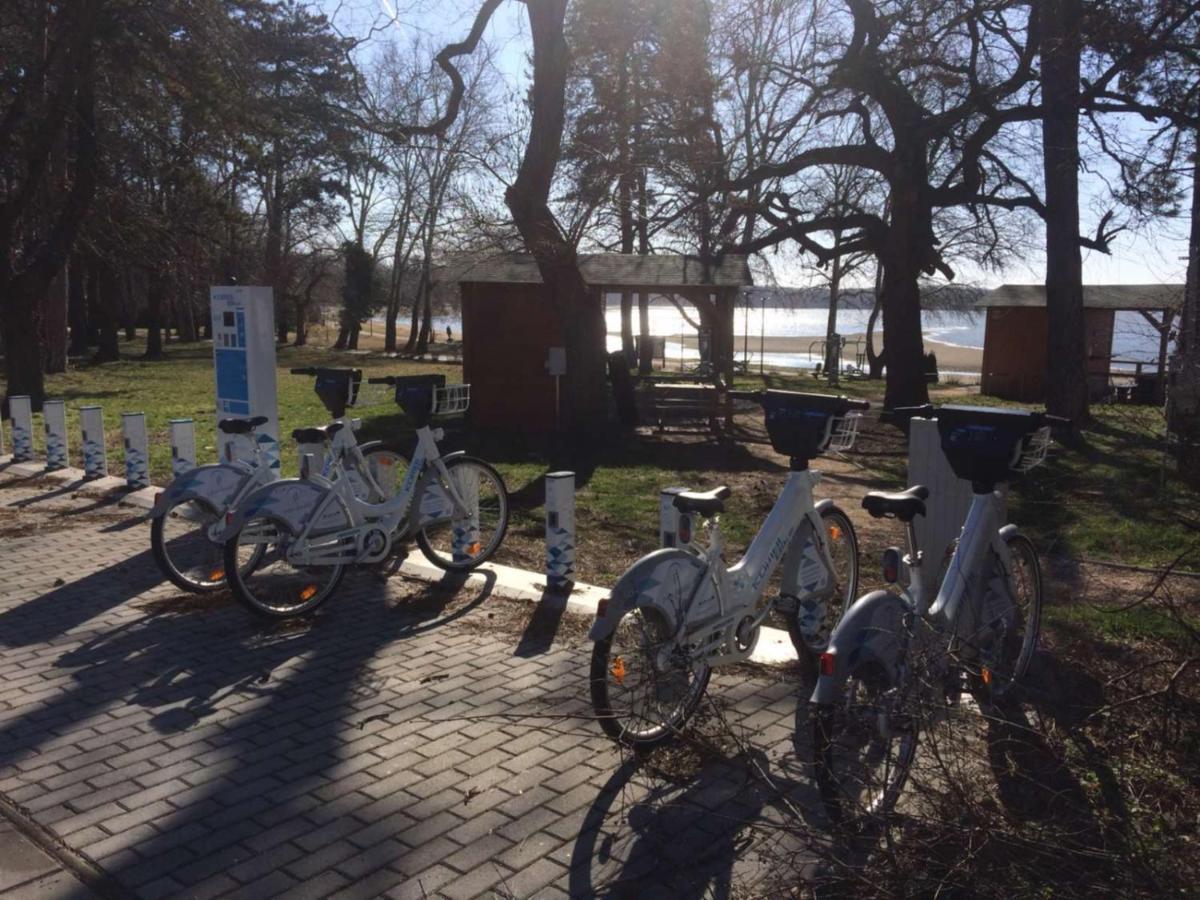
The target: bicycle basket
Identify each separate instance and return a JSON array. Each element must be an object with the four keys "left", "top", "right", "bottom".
[
  {"left": 431, "top": 384, "right": 470, "bottom": 417},
  {"left": 314, "top": 369, "right": 363, "bottom": 417},
  {"left": 393, "top": 374, "right": 446, "bottom": 423},
  {"left": 936, "top": 406, "right": 1045, "bottom": 484},
  {"left": 1013, "top": 425, "right": 1052, "bottom": 472},
  {"left": 827, "top": 413, "right": 863, "bottom": 452},
  {"left": 763, "top": 391, "right": 854, "bottom": 459}
]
